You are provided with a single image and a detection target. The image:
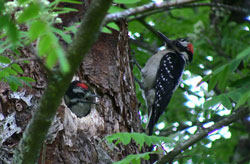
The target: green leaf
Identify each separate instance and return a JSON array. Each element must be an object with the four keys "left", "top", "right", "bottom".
[
  {"left": 230, "top": 76, "right": 250, "bottom": 88},
  {"left": 220, "top": 94, "right": 232, "bottom": 110},
  {"left": 46, "top": 48, "right": 57, "bottom": 69},
  {"left": 202, "top": 47, "right": 250, "bottom": 84},
  {"left": 4, "top": 67, "right": 17, "bottom": 75},
  {"left": 20, "top": 76, "right": 35, "bottom": 87},
  {"left": 208, "top": 74, "right": 218, "bottom": 92},
  {"left": 0, "top": 0, "right": 4, "bottom": 11},
  {"left": 131, "top": 133, "right": 146, "bottom": 149},
  {"left": 52, "top": 27, "right": 72, "bottom": 44},
  {"left": 0, "top": 56, "right": 11, "bottom": 64},
  {"left": 114, "top": 0, "right": 140, "bottom": 4},
  {"left": 57, "top": 0, "right": 82, "bottom": 4},
  {"left": 204, "top": 157, "right": 215, "bottom": 164},
  {"left": 108, "top": 6, "right": 124, "bottom": 14},
  {"left": 11, "top": 63, "right": 23, "bottom": 73},
  {"left": 0, "top": 15, "right": 8, "bottom": 29},
  {"left": 18, "top": 0, "right": 30, "bottom": 4},
  {"left": 65, "top": 24, "right": 78, "bottom": 34},
  {"left": 0, "top": 70, "right": 9, "bottom": 78},
  {"left": 7, "top": 20, "right": 19, "bottom": 44},
  {"left": 227, "top": 91, "right": 241, "bottom": 102},
  {"left": 55, "top": 46, "right": 69, "bottom": 73},
  {"left": 18, "top": 3, "right": 40, "bottom": 23},
  {"left": 229, "top": 59, "right": 241, "bottom": 72},
  {"left": 235, "top": 90, "right": 250, "bottom": 109},
  {"left": 38, "top": 33, "right": 55, "bottom": 55},
  {"left": 217, "top": 65, "right": 229, "bottom": 92},
  {"left": 6, "top": 76, "right": 23, "bottom": 91},
  {"left": 102, "top": 27, "right": 112, "bottom": 34},
  {"left": 236, "top": 46, "right": 250, "bottom": 60},
  {"left": 29, "top": 20, "right": 47, "bottom": 40},
  {"left": 119, "top": 132, "right": 132, "bottom": 145},
  {"left": 114, "top": 152, "right": 153, "bottom": 164},
  {"left": 20, "top": 76, "right": 36, "bottom": 82},
  {"left": 9, "top": 82, "right": 18, "bottom": 91},
  {"left": 53, "top": 7, "right": 78, "bottom": 14},
  {"left": 192, "top": 155, "right": 202, "bottom": 163},
  {"left": 107, "top": 22, "right": 119, "bottom": 31},
  {"left": 203, "top": 96, "right": 221, "bottom": 109},
  {"left": 106, "top": 132, "right": 171, "bottom": 149}
]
